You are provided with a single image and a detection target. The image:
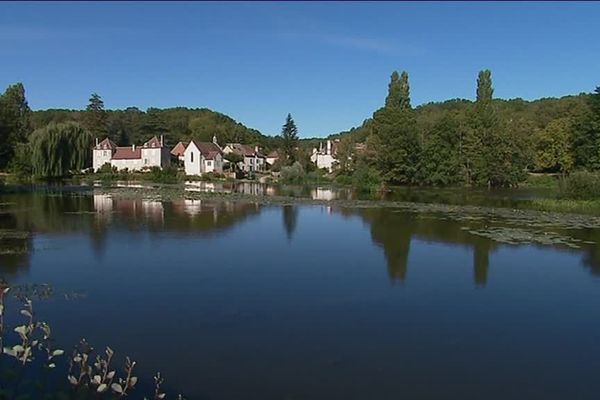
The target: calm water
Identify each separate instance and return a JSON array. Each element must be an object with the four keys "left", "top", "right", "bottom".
[{"left": 1, "top": 188, "right": 600, "bottom": 399}]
